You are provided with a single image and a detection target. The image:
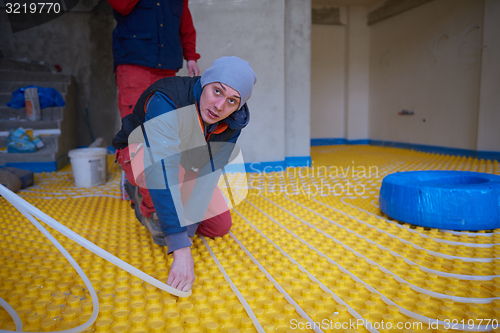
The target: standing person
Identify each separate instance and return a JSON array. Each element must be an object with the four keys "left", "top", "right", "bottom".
[
  {"left": 108, "top": 0, "right": 201, "bottom": 119},
  {"left": 112, "top": 56, "right": 257, "bottom": 292}
]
